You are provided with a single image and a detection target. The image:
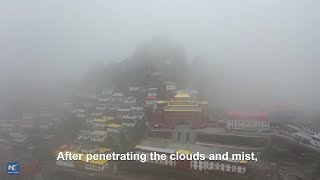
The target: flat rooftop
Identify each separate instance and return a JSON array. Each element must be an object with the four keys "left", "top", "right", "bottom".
[
  {"left": 91, "top": 130, "right": 107, "bottom": 136},
  {"left": 107, "top": 123, "right": 122, "bottom": 128},
  {"left": 139, "top": 139, "right": 254, "bottom": 157},
  {"left": 294, "top": 131, "right": 312, "bottom": 139},
  {"left": 93, "top": 119, "right": 108, "bottom": 123},
  {"left": 312, "top": 134, "right": 320, "bottom": 140}
]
